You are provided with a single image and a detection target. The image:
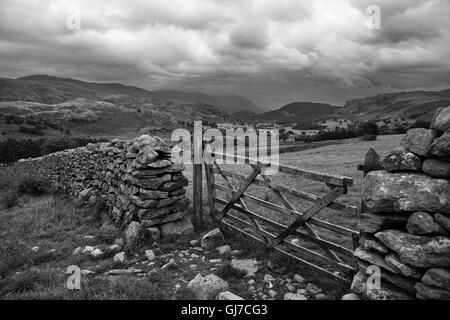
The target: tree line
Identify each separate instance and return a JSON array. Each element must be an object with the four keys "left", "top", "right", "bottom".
[{"left": 0, "top": 137, "right": 107, "bottom": 164}]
